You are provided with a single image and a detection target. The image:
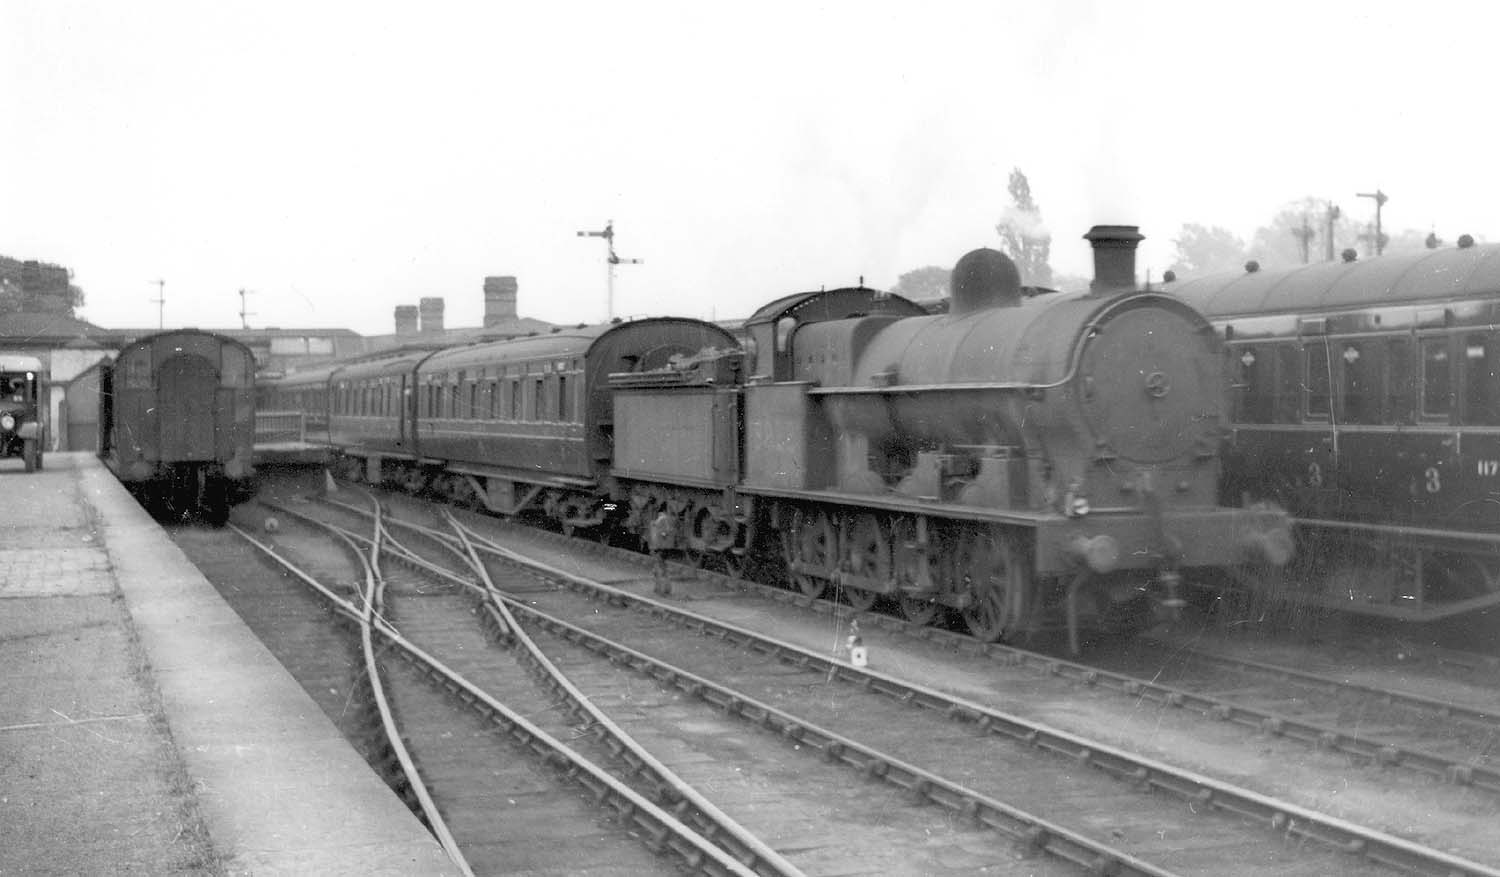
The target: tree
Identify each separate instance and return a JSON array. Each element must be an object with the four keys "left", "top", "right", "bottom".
[
  {"left": 889, "top": 265, "right": 950, "bottom": 303},
  {"left": 1244, "top": 197, "right": 1362, "bottom": 268},
  {"left": 1167, "top": 224, "right": 1248, "bottom": 277},
  {"left": 0, "top": 256, "right": 83, "bottom": 315},
  {"left": 995, "top": 168, "right": 1053, "bottom": 287}
]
